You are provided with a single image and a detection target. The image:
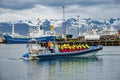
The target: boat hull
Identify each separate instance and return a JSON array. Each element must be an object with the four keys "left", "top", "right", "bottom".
[
  {"left": 3, "top": 35, "right": 55, "bottom": 43},
  {"left": 23, "top": 46, "right": 103, "bottom": 60}
]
